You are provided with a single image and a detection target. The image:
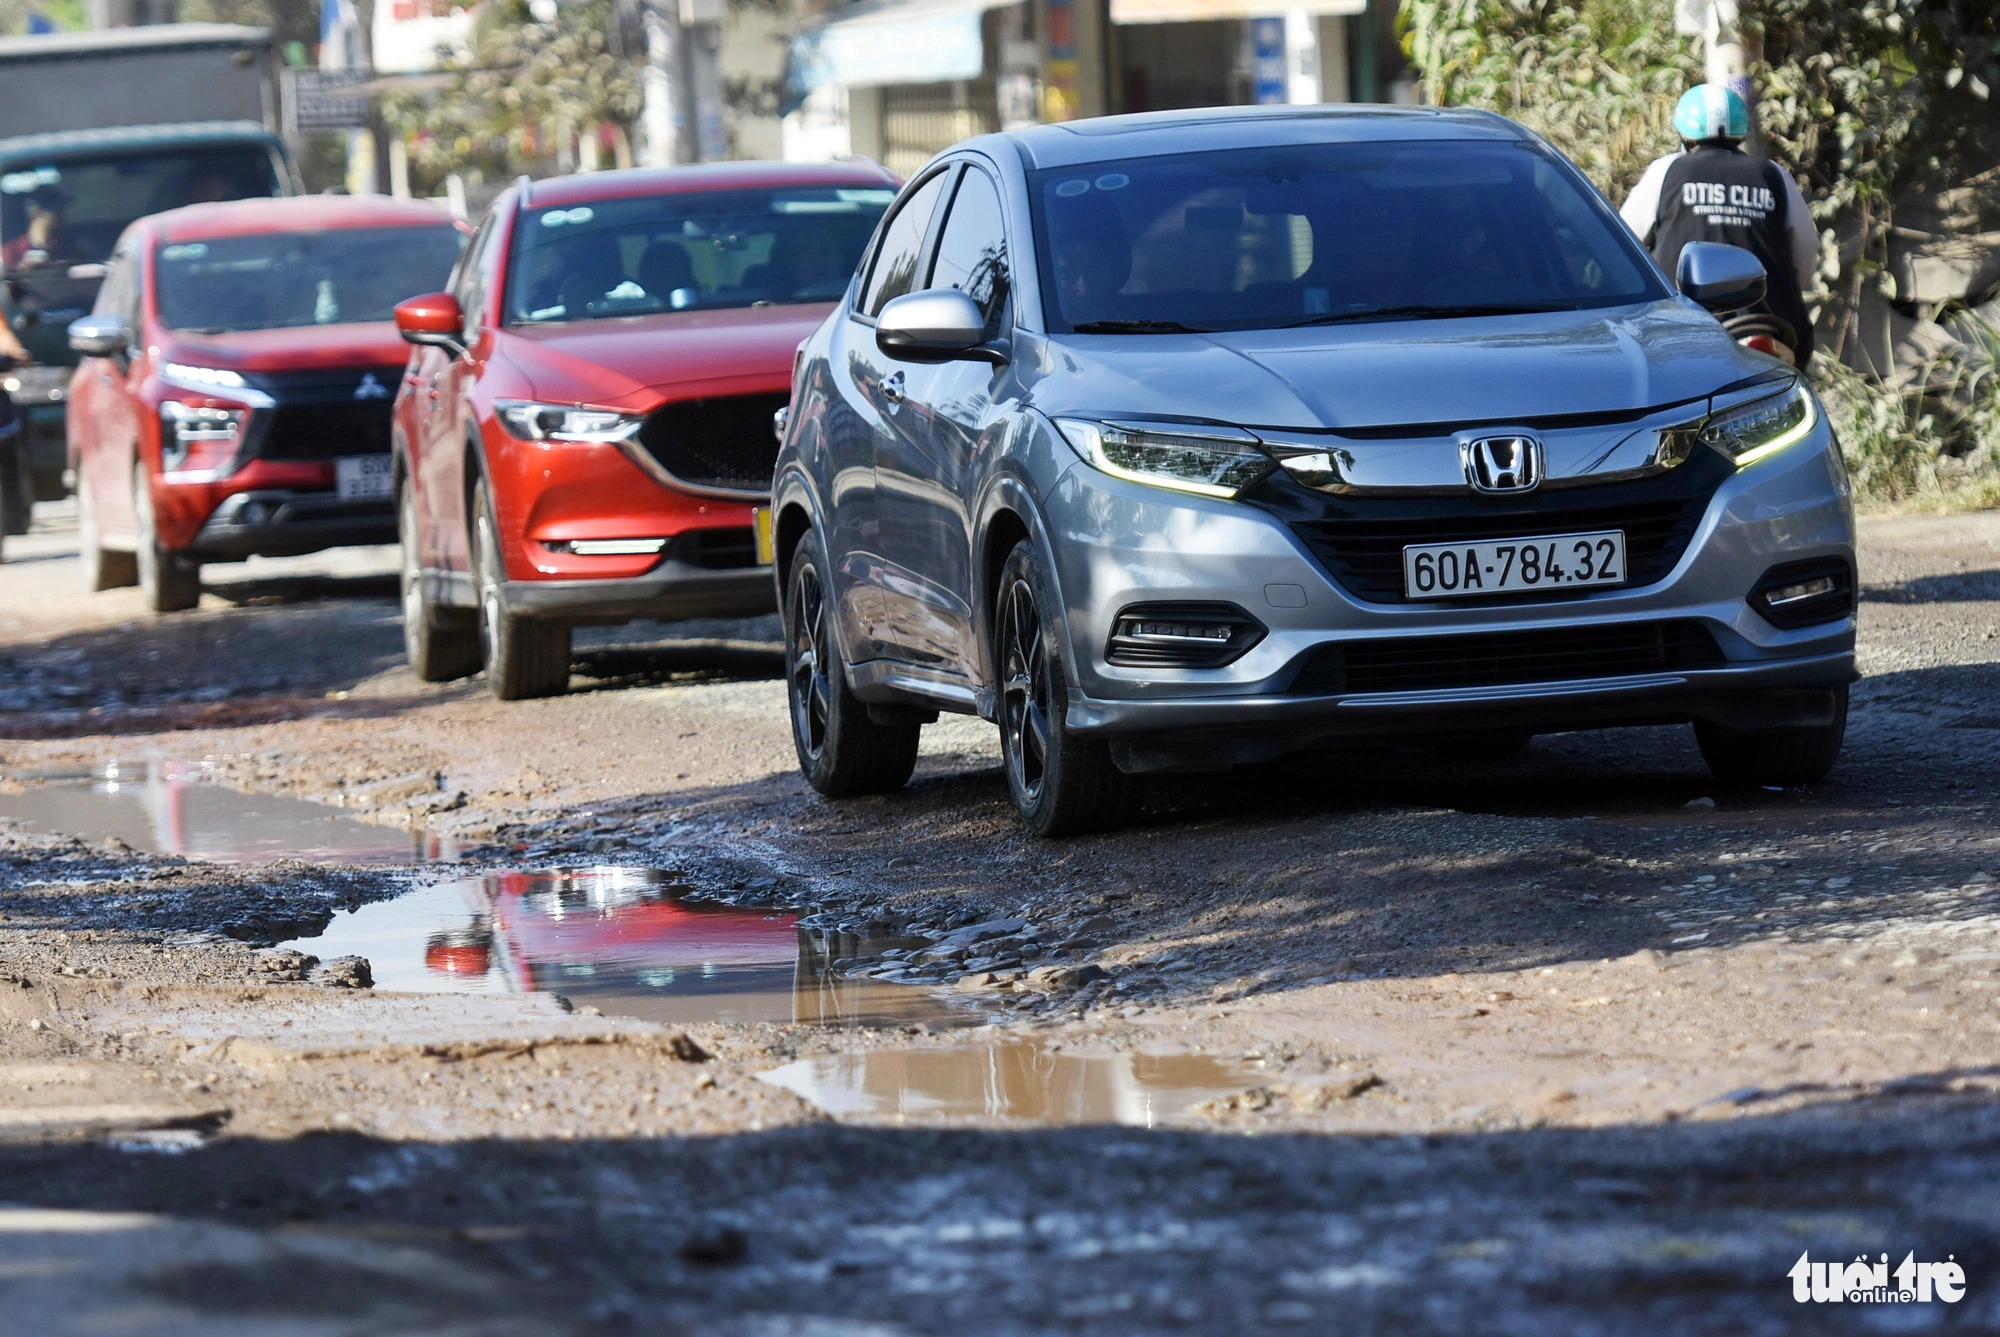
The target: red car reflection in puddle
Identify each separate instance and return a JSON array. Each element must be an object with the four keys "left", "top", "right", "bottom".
[{"left": 288, "top": 867, "right": 946, "bottom": 1027}]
